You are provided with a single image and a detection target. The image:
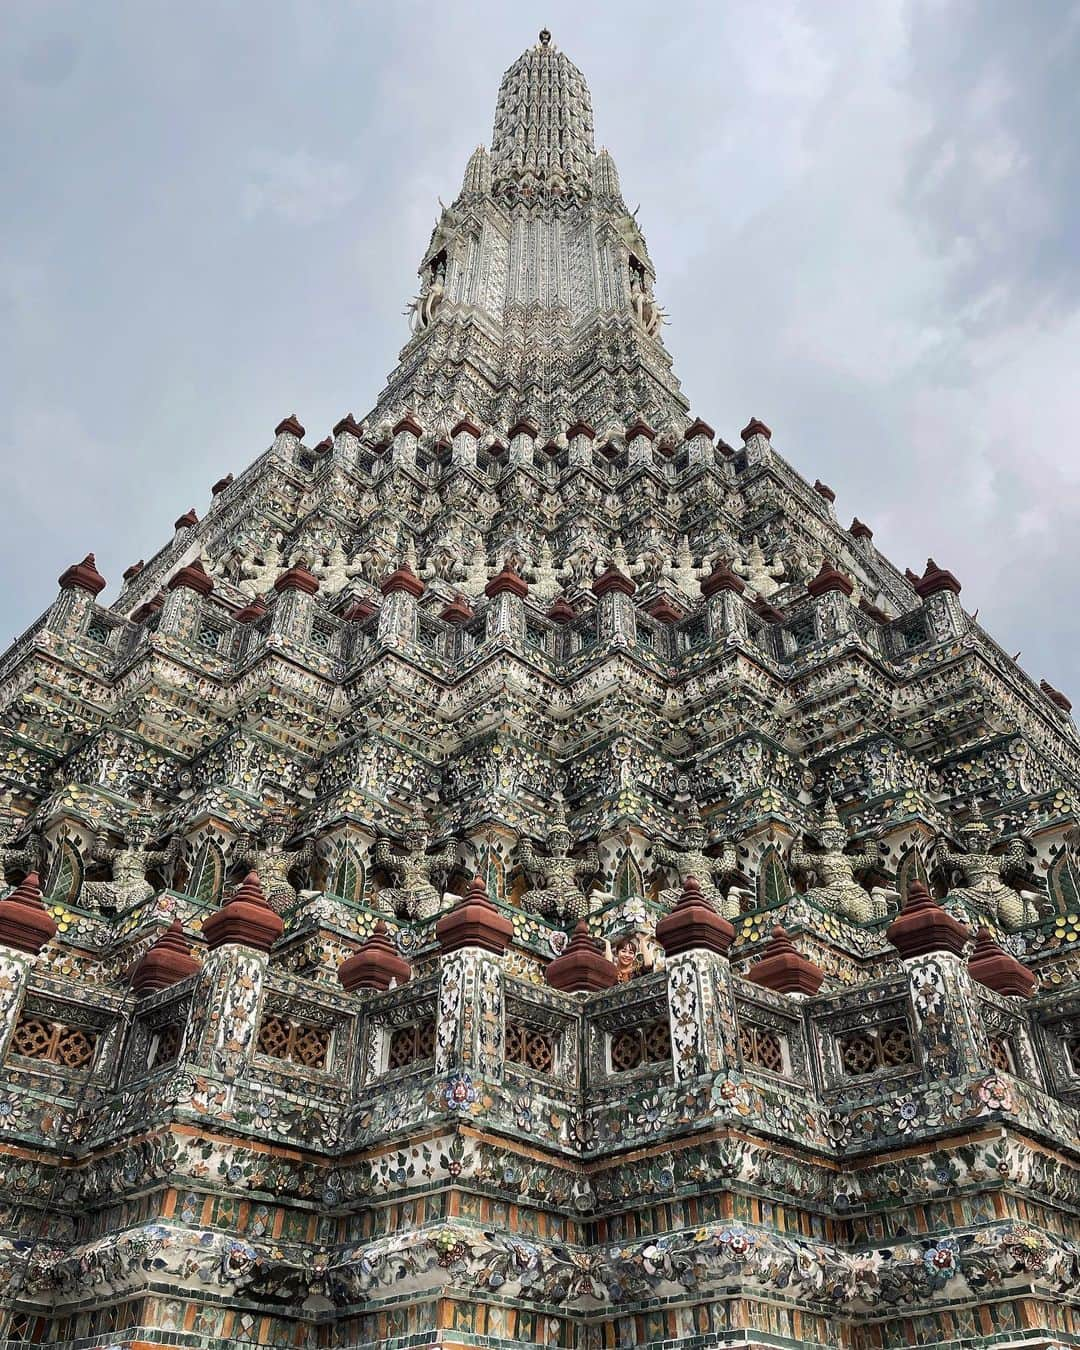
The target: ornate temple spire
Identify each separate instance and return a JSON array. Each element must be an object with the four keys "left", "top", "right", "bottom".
[
  {"left": 460, "top": 144, "right": 492, "bottom": 196},
  {"left": 490, "top": 29, "right": 595, "bottom": 193},
  {"left": 370, "top": 29, "right": 689, "bottom": 436}
]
